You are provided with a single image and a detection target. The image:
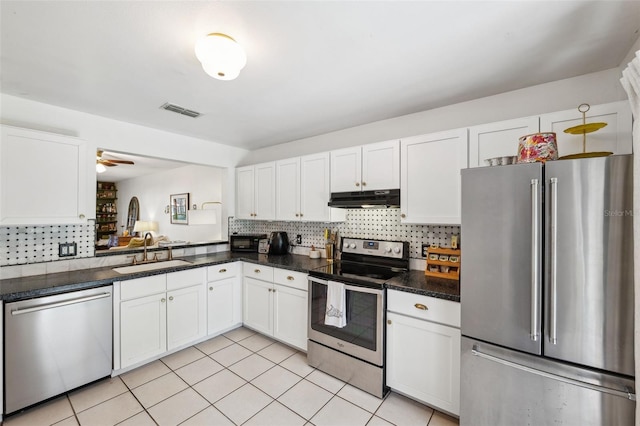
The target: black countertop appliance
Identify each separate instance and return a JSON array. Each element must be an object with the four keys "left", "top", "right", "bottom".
[{"left": 268, "top": 231, "right": 289, "bottom": 255}]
